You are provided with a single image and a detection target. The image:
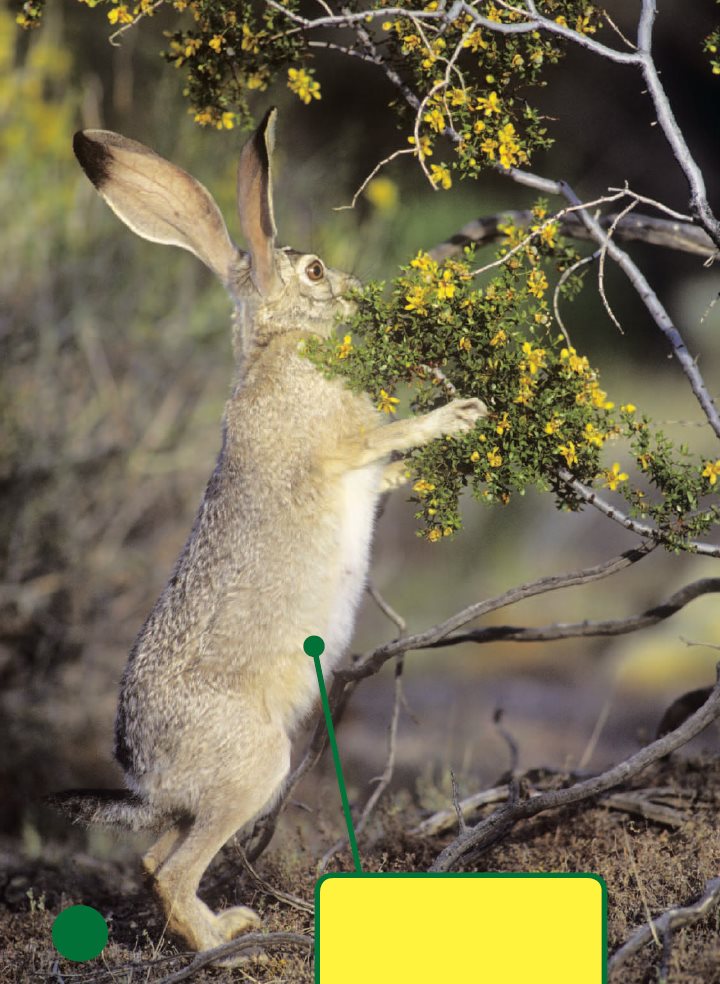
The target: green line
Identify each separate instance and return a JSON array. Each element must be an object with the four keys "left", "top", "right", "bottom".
[{"left": 310, "top": 652, "right": 363, "bottom": 874}]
